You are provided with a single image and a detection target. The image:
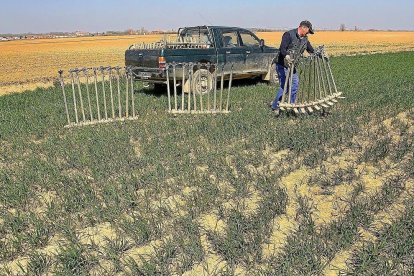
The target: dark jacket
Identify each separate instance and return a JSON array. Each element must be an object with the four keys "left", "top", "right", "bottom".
[{"left": 277, "top": 28, "right": 314, "bottom": 67}]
